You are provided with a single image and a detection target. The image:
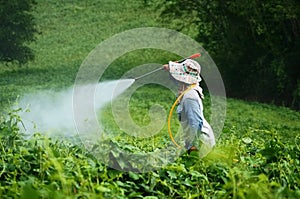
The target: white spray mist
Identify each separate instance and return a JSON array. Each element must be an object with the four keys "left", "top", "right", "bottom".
[{"left": 18, "top": 79, "right": 135, "bottom": 138}]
